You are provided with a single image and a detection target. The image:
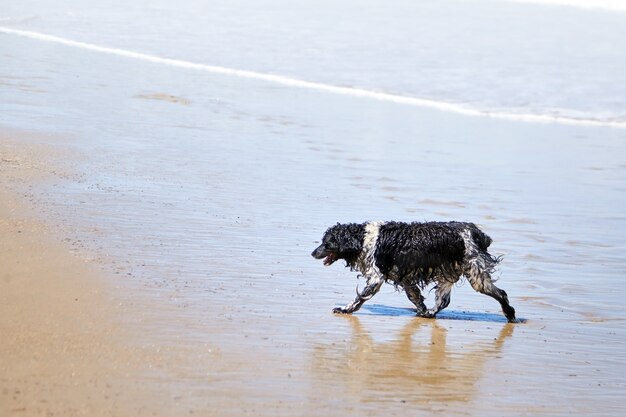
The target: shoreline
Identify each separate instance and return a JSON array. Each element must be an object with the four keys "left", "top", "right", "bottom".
[
  {"left": 3, "top": 1, "right": 626, "bottom": 413},
  {"left": 2, "top": 56, "right": 625, "bottom": 414},
  {"left": 0, "top": 130, "right": 162, "bottom": 417},
  {"left": 1, "top": 26, "right": 625, "bottom": 130}
]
